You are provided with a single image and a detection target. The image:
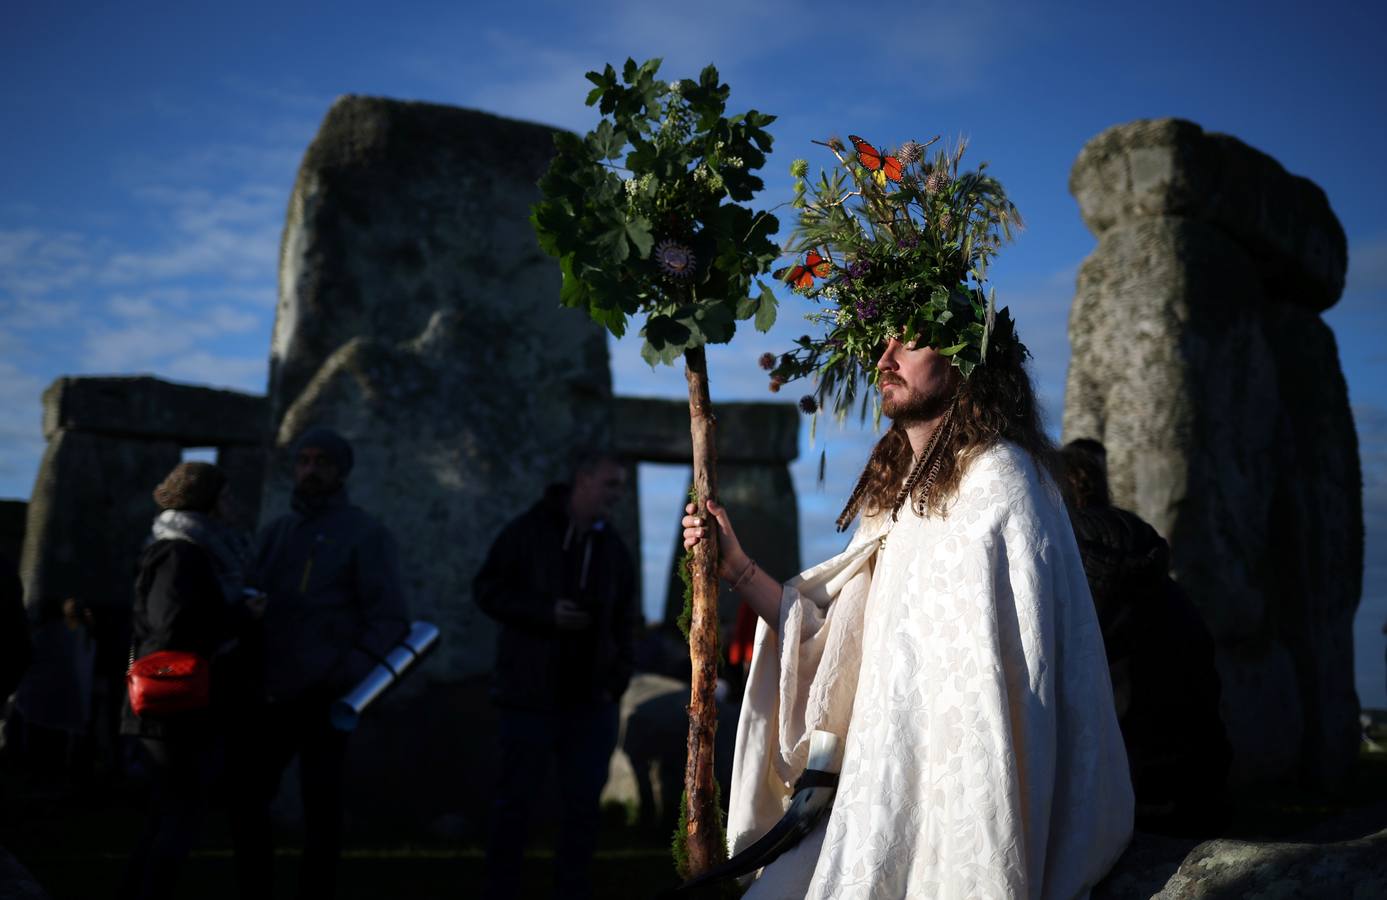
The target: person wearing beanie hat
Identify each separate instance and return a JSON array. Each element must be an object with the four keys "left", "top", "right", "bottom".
[
  {"left": 230, "top": 426, "right": 408, "bottom": 900},
  {"left": 294, "top": 426, "right": 354, "bottom": 479},
  {"left": 120, "top": 461, "right": 255, "bottom": 900}
]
